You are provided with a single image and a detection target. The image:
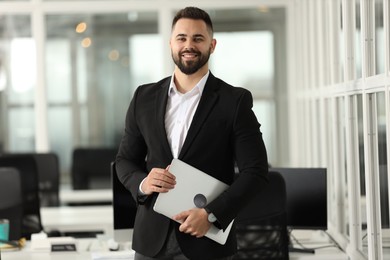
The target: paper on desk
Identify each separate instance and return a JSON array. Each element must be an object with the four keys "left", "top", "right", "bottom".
[{"left": 91, "top": 250, "right": 135, "bottom": 260}]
